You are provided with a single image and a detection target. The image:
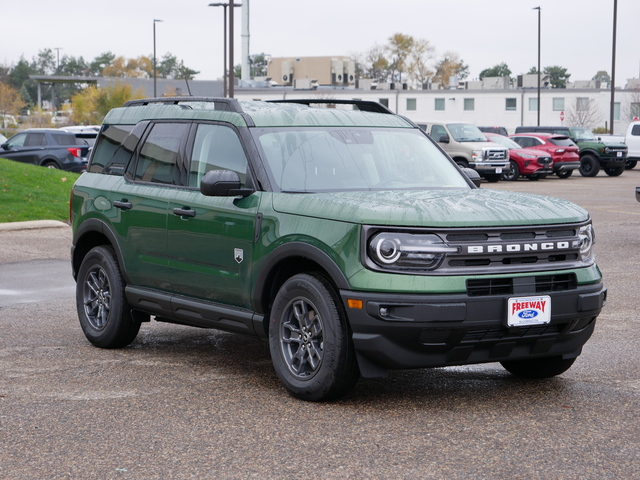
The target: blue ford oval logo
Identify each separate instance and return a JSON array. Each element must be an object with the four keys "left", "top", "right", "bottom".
[{"left": 518, "top": 310, "right": 538, "bottom": 319}]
